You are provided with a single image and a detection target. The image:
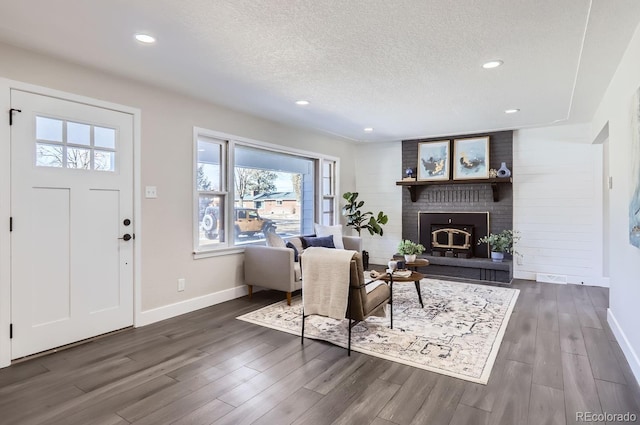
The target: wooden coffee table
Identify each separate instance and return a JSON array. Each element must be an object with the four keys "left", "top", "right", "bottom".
[{"left": 374, "top": 270, "right": 425, "bottom": 329}]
